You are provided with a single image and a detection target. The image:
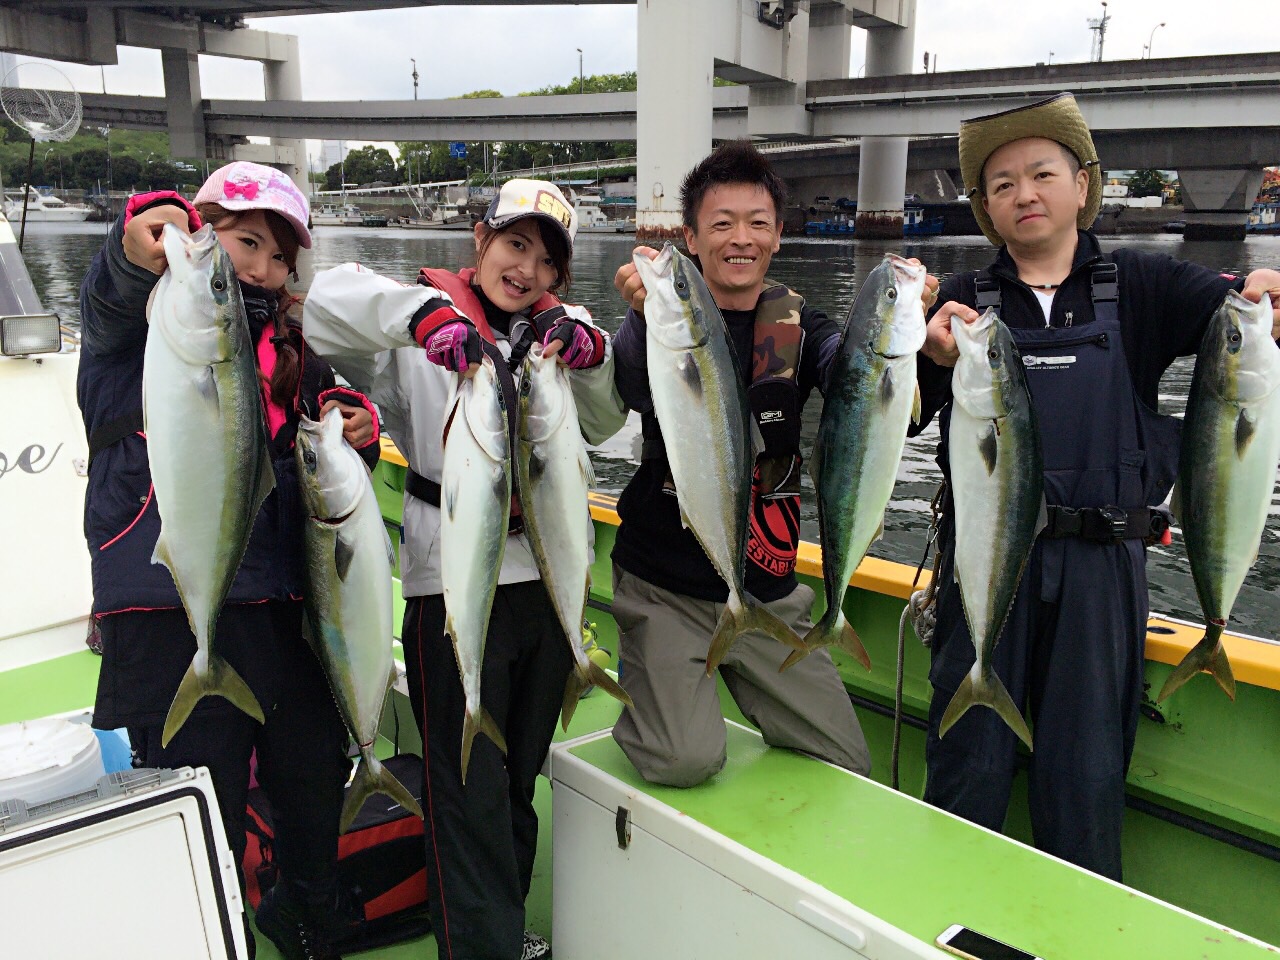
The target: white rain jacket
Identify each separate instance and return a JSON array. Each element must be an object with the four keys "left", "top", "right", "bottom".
[{"left": 304, "top": 262, "right": 626, "bottom": 598}]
